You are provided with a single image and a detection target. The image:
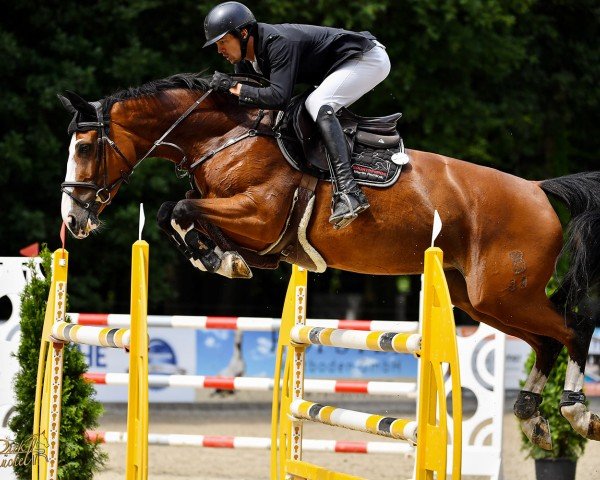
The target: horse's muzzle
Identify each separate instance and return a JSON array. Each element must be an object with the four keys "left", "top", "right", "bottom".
[{"left": 64, "top": 210, "right": 99, "bottom": 239}]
